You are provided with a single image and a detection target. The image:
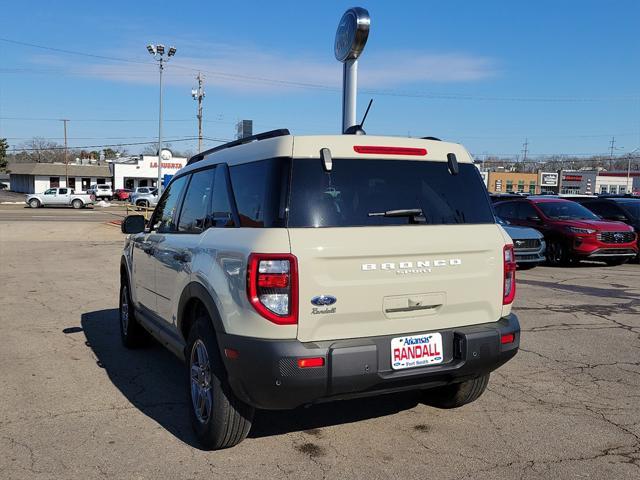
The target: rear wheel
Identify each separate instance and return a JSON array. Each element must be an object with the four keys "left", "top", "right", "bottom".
[
  {"left": 29, "top": 198, "right": 40, "bottom": 208},
  {"left": 422, "top": 374, "right": 490, "bottom": 409},
  {"left": 72, "top": 199, "right": 83, "bottom": 209},
  {"left": 137, "top": 200, "right": 149, "bottom": 209},
  {"left": 186, "top": 310, "right": 253, "bottom": 450}
]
